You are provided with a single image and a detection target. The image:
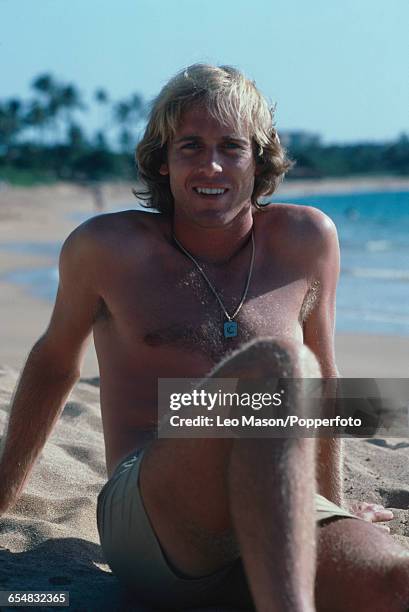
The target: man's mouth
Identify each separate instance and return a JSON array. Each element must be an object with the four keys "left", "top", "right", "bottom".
[{"left": 193, "top": 187, "right": 228, "bottom": 196}]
